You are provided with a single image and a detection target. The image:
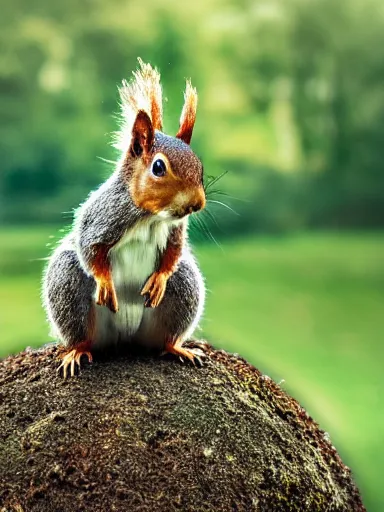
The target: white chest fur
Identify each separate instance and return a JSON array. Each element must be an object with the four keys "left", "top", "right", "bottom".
[
  {"left": 101, "top": 216, "right": 181, "bottom": 339},
  {"left": 110, "top": 216, "right": 175, "bottom": 287}
]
